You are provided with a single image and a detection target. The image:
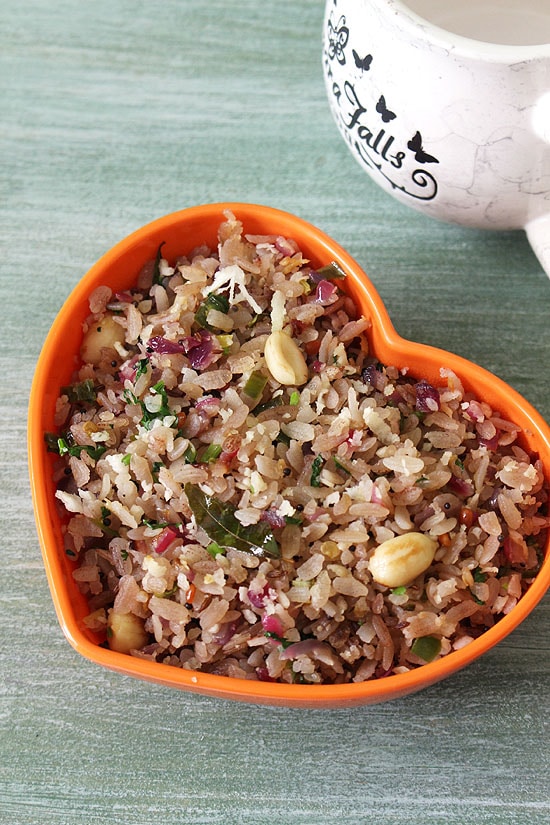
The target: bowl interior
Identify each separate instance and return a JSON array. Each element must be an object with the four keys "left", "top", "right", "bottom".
[{"left": 28, "top": 202, "right": 550, "bottom": 707}]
